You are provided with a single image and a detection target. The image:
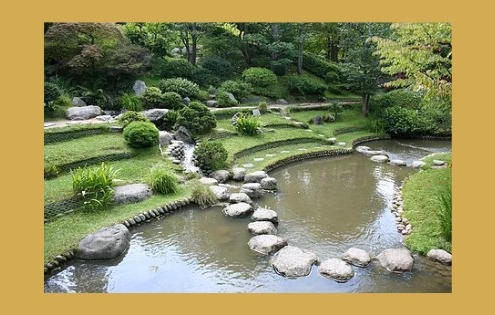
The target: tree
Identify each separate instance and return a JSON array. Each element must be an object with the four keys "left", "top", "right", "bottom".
[
  {"left": 340, "top": 23, "right": 391, "bottom": 116},
  {"left": 373, "top": 23, "right": 452, "bottom": 102}
]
